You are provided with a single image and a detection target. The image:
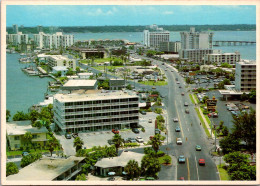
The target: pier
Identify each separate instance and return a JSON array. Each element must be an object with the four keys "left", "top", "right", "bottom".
[{"left": 213, "top": 41, "right": 256, "bottom": 46}]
